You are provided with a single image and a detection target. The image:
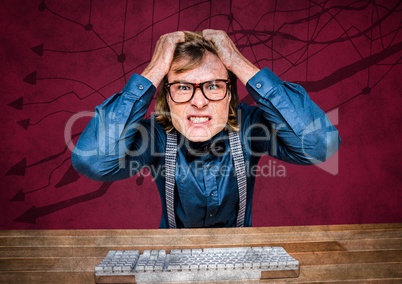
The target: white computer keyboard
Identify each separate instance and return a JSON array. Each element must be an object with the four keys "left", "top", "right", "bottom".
[{"left": 95, "top": 246, "right": 299, "bottom": 283}]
